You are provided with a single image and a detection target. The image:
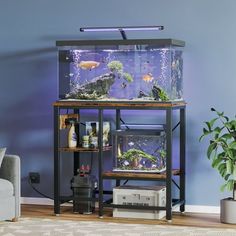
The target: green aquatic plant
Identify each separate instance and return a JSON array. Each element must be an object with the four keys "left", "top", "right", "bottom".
[
  {"left": 123, "top": 72, "right": 133, "bottom": 83},
  {"left": 159, "top": 149, "right": 166, "bottom": 159},
  {"left": 118, "top": 148, "right": 156, "bottom": 163},
  {"left": 107, "top": 60, "right": 134, "bottom": 85},
  {"left": 75, "top": 91, "right": 100, "bottom": 100},
  {"left": 152, "top": 85, "right": 169, "bottom": 101},
  {"left": 159, "top": 88, "right": 169, "bottom": 101},
  {"left": 107, "top": 60, "right": 123, "bottom": 74}
]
